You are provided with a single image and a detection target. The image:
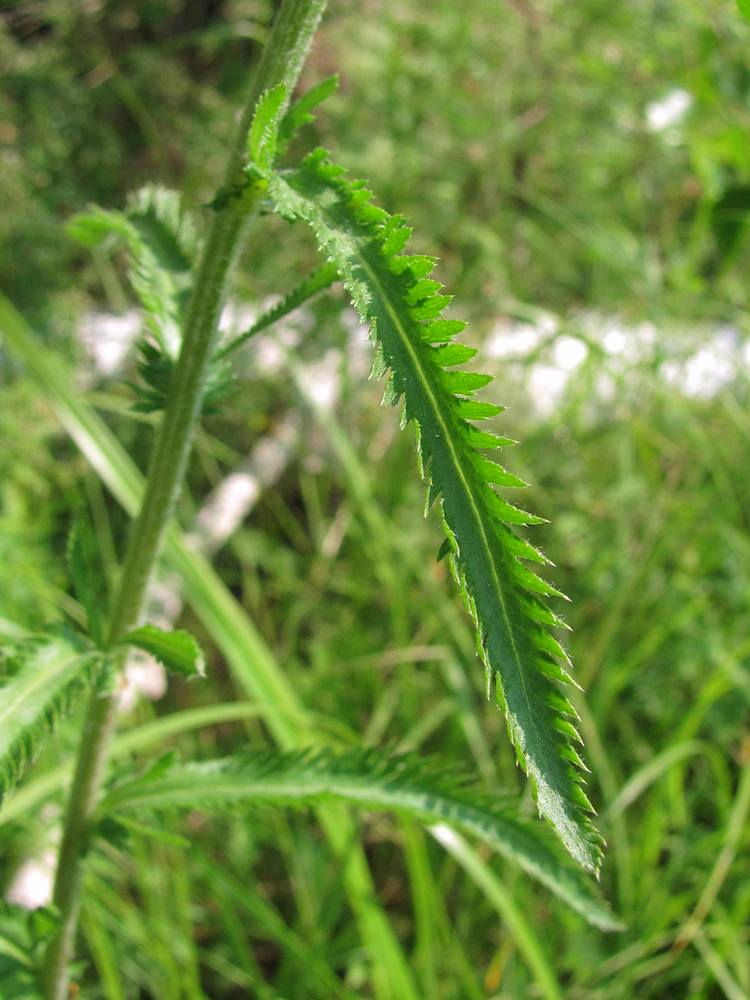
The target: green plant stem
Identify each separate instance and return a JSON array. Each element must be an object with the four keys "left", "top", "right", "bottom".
[{"left": 41, "top": 2, "right": 328, "bottom": 996}]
